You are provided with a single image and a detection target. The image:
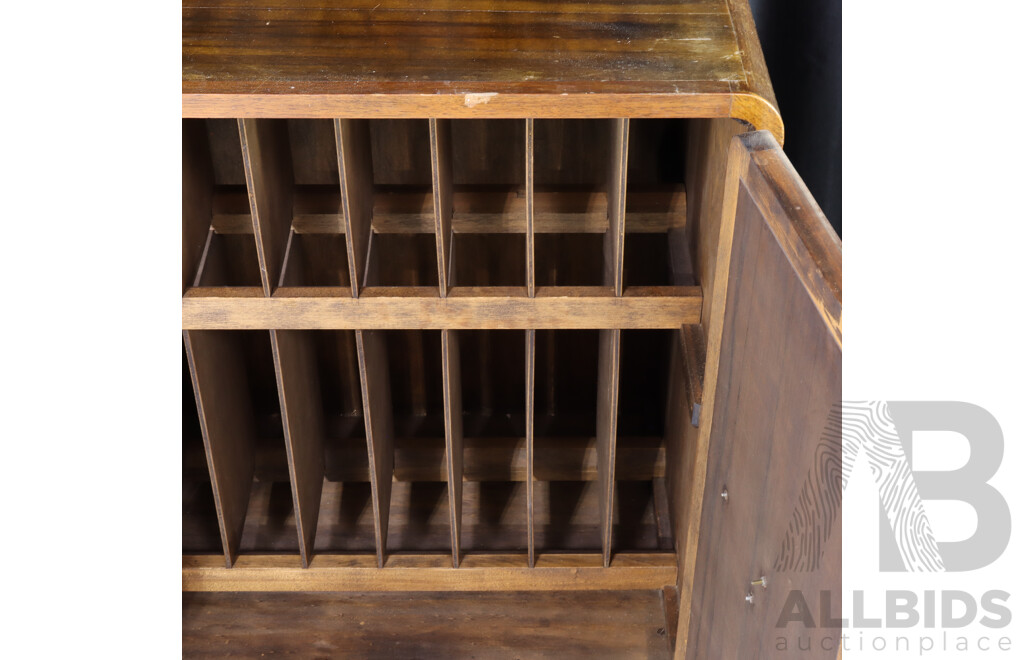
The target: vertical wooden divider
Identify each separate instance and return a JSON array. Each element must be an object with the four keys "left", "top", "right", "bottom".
[
  {"left": 432, "top": 118, "right": 464, "bottom": 566},
  {"left": 335, "top": 119, "right": 374, "bottom": 297},
  {"left": 596, "top": 118, "right": 629, "bottom": 567},
  {"left": 239, "top": 119, "right": 294, "bottom": 296},
  {"left": 430, "top": 118, "right": 454, "bottom": 297},
  {"left": 241, "top": 119, "right": 315, "bottom": 568},
  {"left": 526, "top": 329, "right": 537, "bottom": 567},
  {"left": 525, "top": 119, "right": 537, "bottom": 567},
  {"left": 270, "top": 330, "right": 325, "bottom": 568},
  {"left": 339, "top": 118, "right": 397, "bottom": 567},
  {"left": 356, "top": 330, "right": 396, "bottom": 568},
  {"left": 525, "top": 118, "right": 536, "bottom": 298},
  {"left": 441, "top": 330, "right": 464, "bottom": 567},
  {"left": 604, "top": 118, "right": 629, "bottom": 296},
  {"left": 183, "top": 330, "right": 257, "bottom": 568},
  {"left": 596, "top": 328, "right": 622, "bottom": 567}
]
